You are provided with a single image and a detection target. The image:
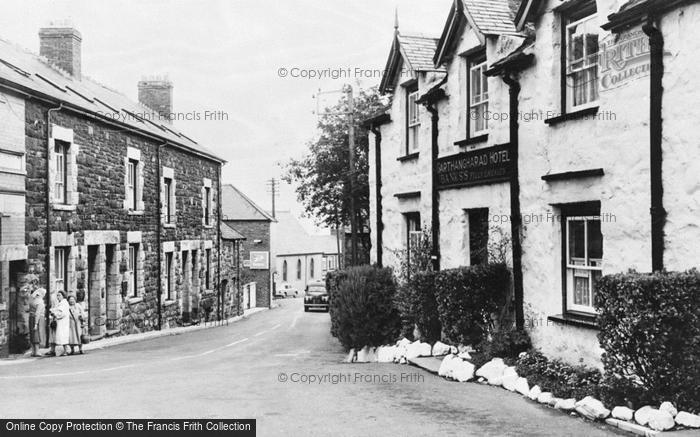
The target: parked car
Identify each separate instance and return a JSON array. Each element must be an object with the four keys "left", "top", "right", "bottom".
[
  {"left": 275, "top": 284, "right": 299, "bottom": 298},
  {"left": 304, "top": 282, "right": 329, "bottom": 312}
]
